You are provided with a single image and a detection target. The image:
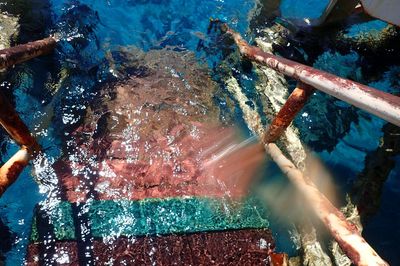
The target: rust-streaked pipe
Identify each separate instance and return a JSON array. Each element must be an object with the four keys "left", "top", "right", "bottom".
[
  {"left": 220, "top": 24, "right": 400, "bottom": 127},
  {"left": 264, "top": 82, "right": 314, "bottom": 143},
  {"left": 0, "top": 37, "right": 57, "bottom": 69},
  {"left": 265, "top": 143, "right": 388, "bottom": 266},
  {"left": 0, "top": 148, "right": 30, "bottom": 197},
  {"left": 0, "top": 92, "right": 39, "bottom": 151}
]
